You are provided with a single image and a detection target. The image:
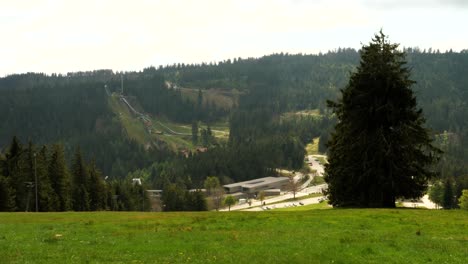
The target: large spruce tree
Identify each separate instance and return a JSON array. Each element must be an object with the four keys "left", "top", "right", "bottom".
[
  {"left": 324, "top": 31, "right": 440, "bottom": 208},
  {"left": 49, "top": 144, "right": 72, "bottom": 211},
  {"left": 71, "top": 147, "right": 90, "bottom": 211}
]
